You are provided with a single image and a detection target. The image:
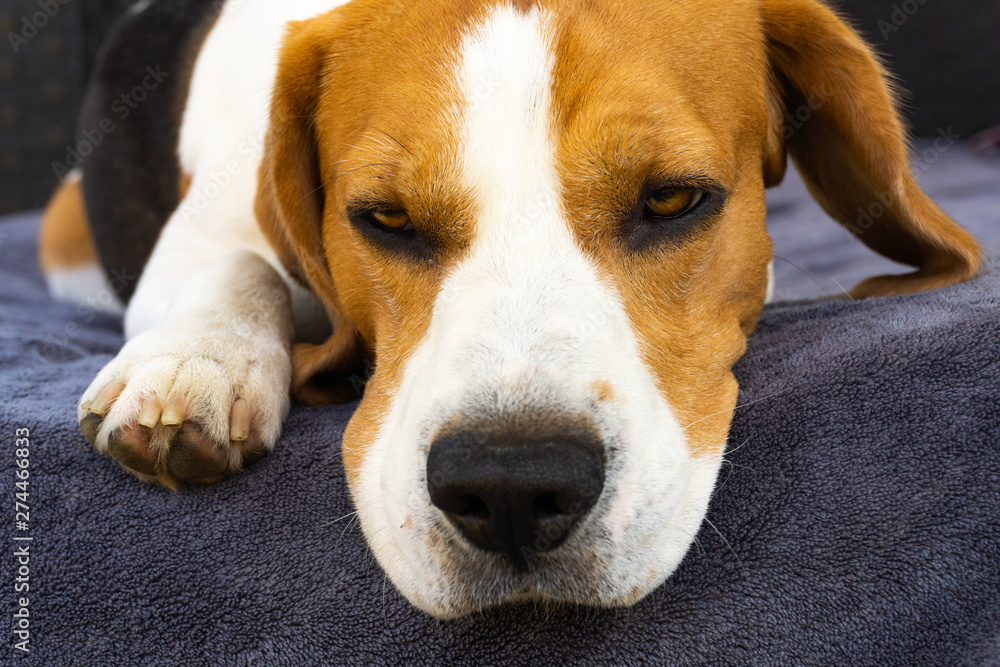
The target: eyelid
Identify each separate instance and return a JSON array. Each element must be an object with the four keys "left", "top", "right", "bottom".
[
  {"left": 371, "top": 209, "right": 412, "bottom": 230},
  {"left": 638, "top": 176, "right": 726, "bottom": 215},
  {"left": 346, "top": 197, "right": 403, "bottom": 215},
  {"left": 645, "top": 188, "right": 702, "bottom": 217},
  {"left": 646, "top": 175, "right": 725, "bottom": 194},
  {"left": 347, "top": 199, "right": 412, "bottom": 224}
]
